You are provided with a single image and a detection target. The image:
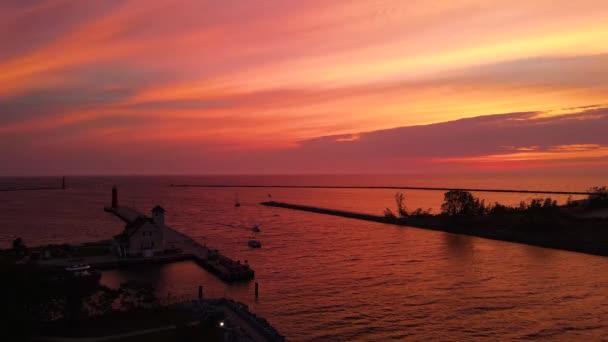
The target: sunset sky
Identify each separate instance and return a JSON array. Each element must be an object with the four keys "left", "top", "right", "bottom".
[{"left": 1, "top": 0, "right": 608, "bottom": 175}]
